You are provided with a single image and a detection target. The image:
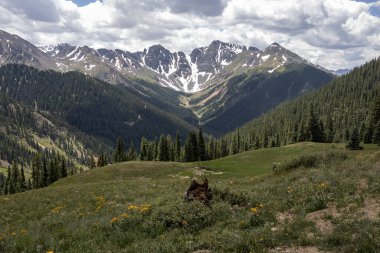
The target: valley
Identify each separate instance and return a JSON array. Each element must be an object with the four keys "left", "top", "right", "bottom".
[
  {"left": 1, "top": 0, "right": 380, "bottom": 252},
  {"left": 0, "top": 143, "right": 379, "bottom": 252},
  {"left": 0, "top": 30, "right": 334, "bottom": 149}
]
